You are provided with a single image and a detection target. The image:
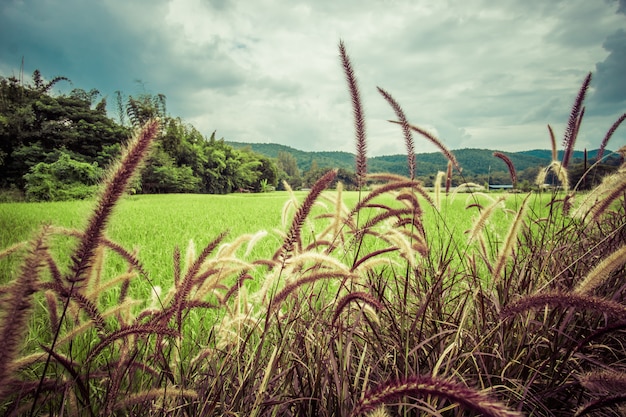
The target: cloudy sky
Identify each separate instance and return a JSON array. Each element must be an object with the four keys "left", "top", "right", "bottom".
[{"left": 1, "top": 0, "right": 625, "bottom": 156}]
